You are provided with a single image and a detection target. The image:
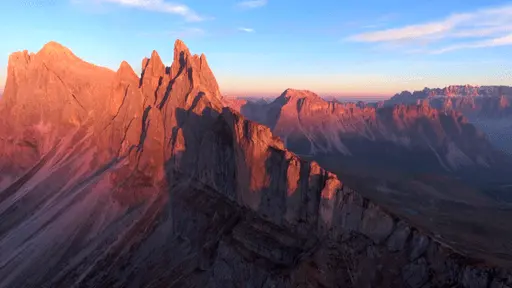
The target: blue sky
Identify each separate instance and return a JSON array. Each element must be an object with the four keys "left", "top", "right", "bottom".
[{"left": 1, "top": 0, "right": 511, "bottom": 98}]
